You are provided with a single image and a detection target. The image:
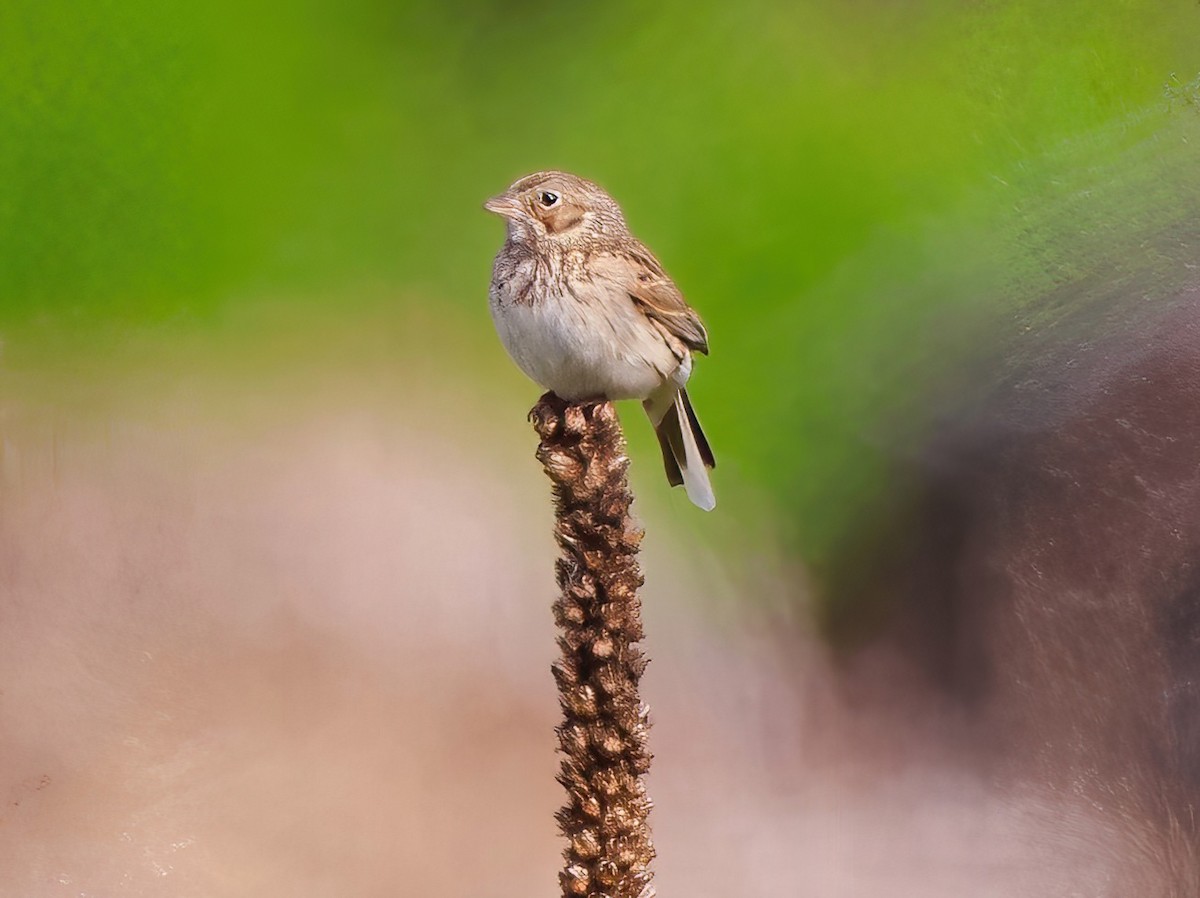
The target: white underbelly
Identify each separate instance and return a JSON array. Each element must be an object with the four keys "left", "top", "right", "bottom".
[{"left": 491, "top": 292, "right": 684, "bottom": 401}]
